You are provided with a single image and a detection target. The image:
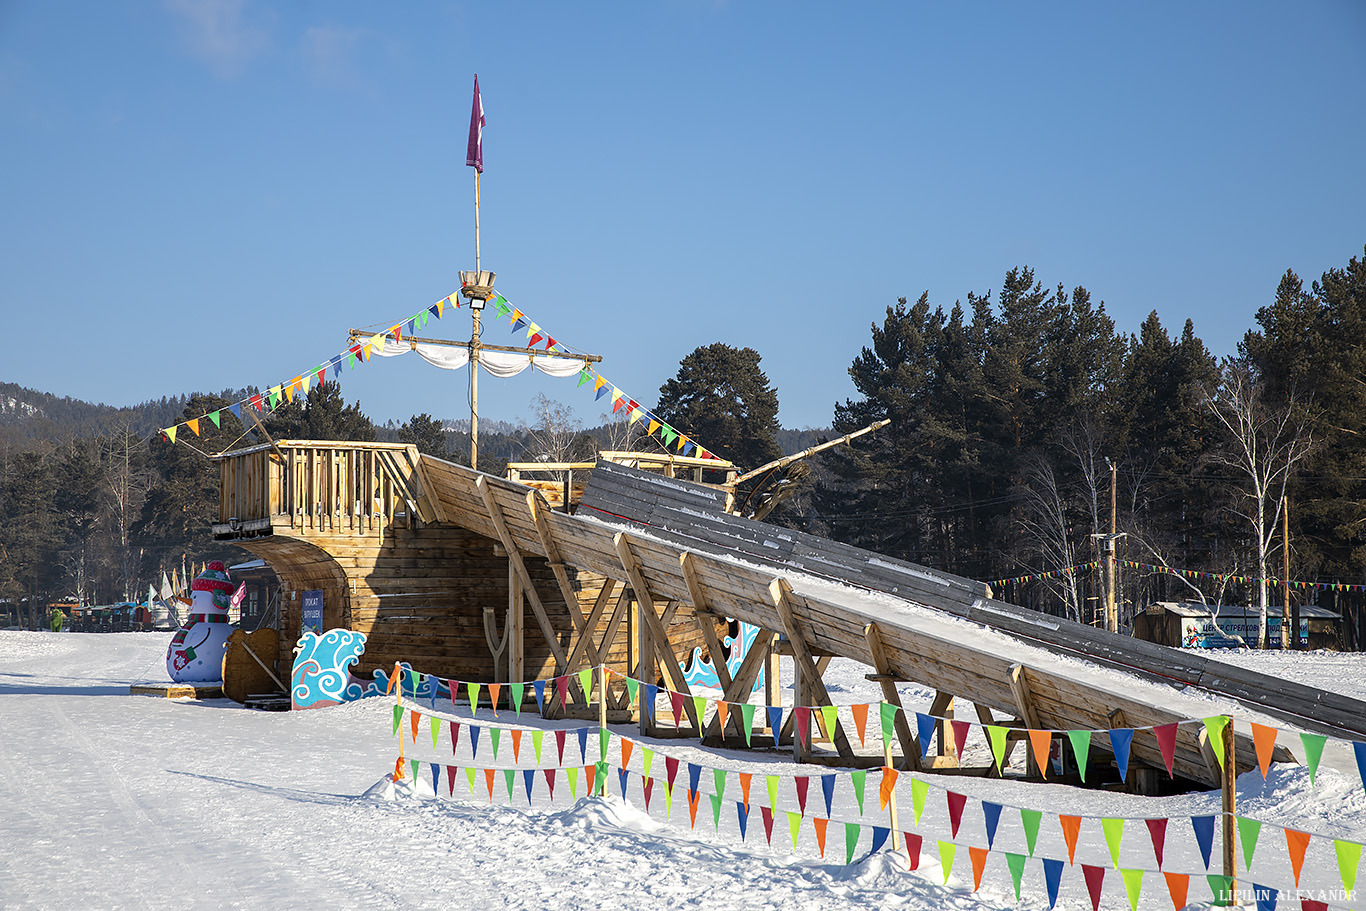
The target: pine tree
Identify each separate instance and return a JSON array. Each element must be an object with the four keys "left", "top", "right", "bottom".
[{"left": 655, "top": 343, "right": 783, "bottom": 471}]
